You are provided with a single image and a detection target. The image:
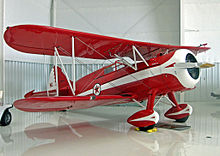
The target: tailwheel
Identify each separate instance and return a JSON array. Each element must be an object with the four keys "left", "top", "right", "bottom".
[{"left": 0, "top": 110, "right": 12, "bottom": 126}]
